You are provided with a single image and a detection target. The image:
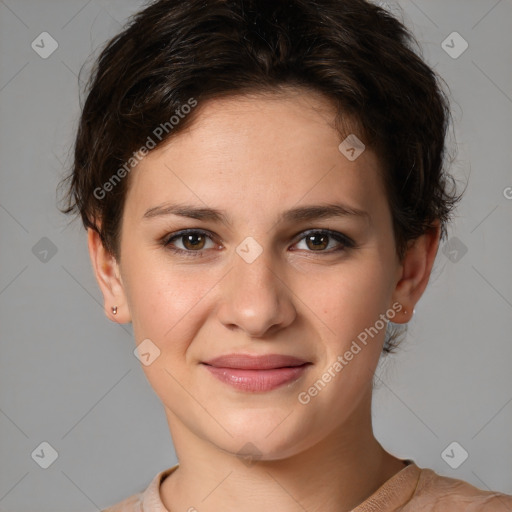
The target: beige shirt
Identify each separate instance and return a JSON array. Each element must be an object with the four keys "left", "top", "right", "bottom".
[{"left": 102, "top": 459, "right": 512, "bottom": 511}]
